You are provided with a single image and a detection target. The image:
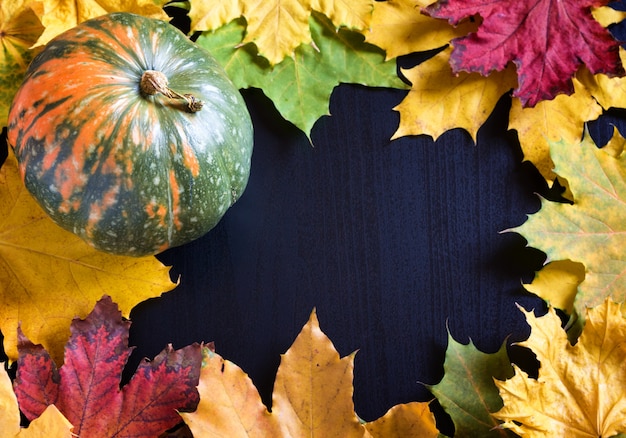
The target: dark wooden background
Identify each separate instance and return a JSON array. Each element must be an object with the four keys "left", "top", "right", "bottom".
[{"left": 4, "top": 5, "right": 626, "bottom": 436}]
